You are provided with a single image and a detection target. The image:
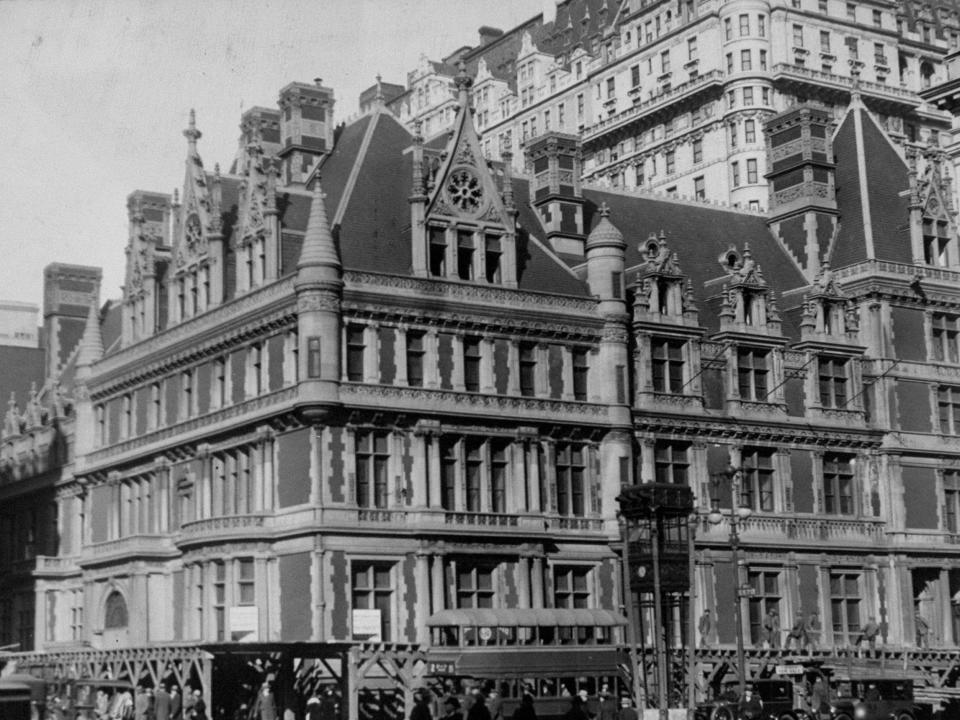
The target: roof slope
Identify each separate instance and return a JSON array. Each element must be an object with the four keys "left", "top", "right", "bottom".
[
  {"left": 830, "top": 106, "right": 911, "bottom": 268},
  {"left": 582, "top": 188, "right": 808, "bottom": 332}
]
